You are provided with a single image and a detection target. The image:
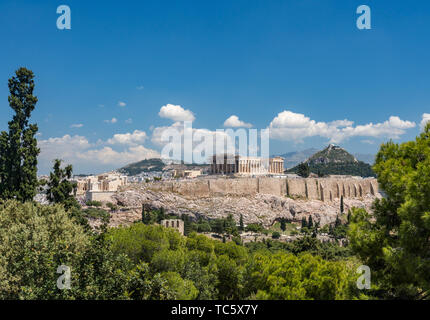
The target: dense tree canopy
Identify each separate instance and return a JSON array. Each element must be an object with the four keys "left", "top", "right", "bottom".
[
  {"left": 0, "top": 68, "right": 39, "bottom": 202},
  {"left": 349, "top": 124, "right": 430, "bottom": 299}
]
